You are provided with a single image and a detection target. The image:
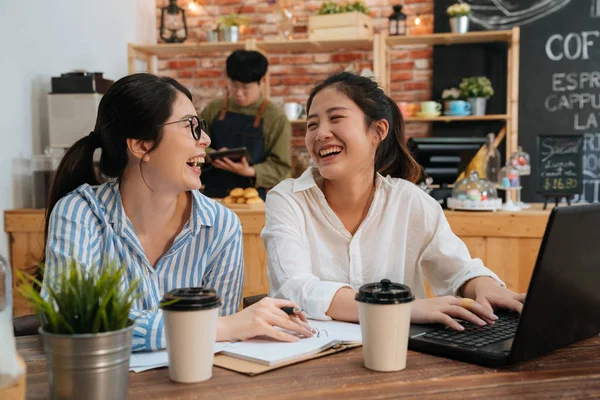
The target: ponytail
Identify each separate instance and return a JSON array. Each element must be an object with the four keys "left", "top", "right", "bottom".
[
  {"left": 375, "top": 97, "right": 421, "bottom": 183},
  {"left": 42, "top": 132, "right": 100, "bottom": 263}
]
